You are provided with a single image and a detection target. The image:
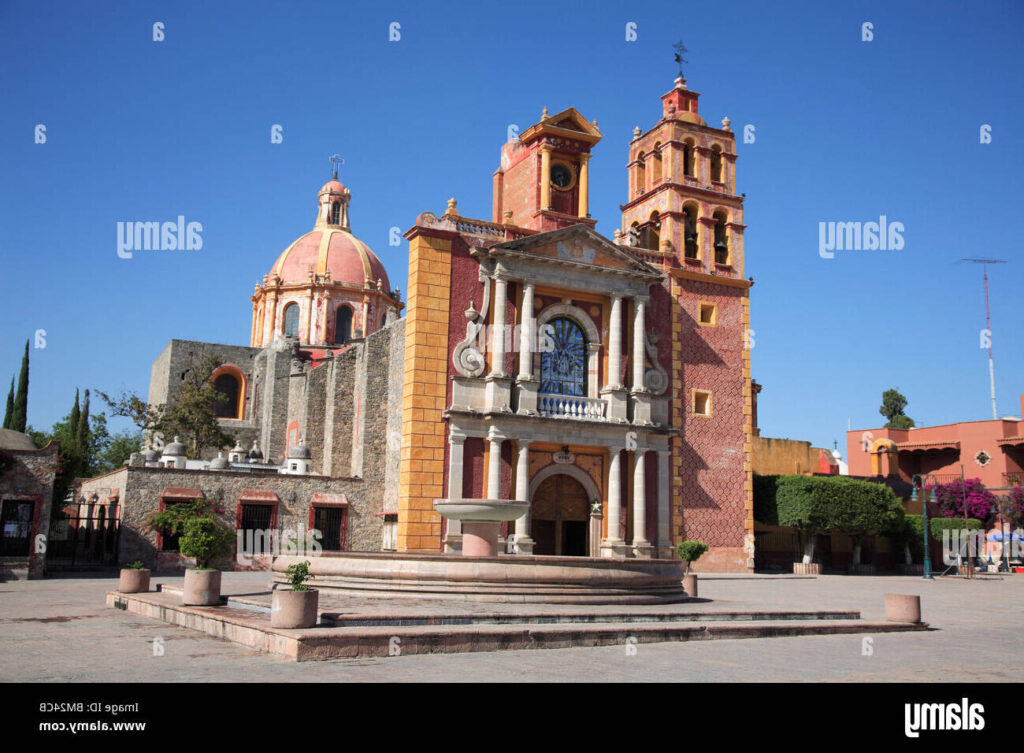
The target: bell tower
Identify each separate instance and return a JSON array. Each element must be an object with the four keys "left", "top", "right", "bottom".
[
  {"left": 492, "top": 107, "right": 602, "bottom": 232},
  {"left": 620, "top": 76, "right": 744, "bottom": 275},
  {"left": 620, "top": 73, "right": 755, "bottom": 572}
]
